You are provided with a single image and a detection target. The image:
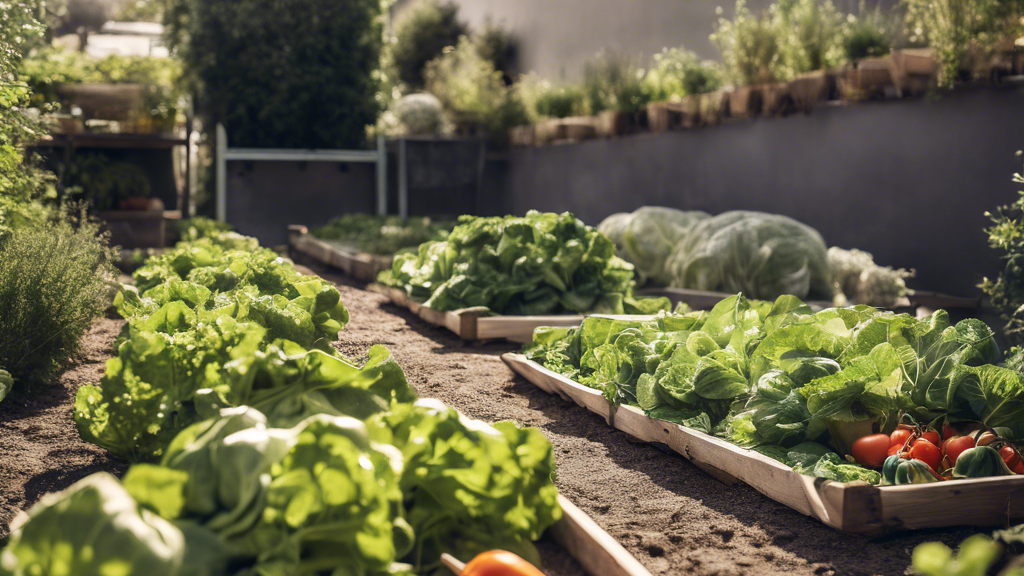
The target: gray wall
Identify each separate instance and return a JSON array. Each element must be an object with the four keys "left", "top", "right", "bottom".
[
  {"left": 485, "top": 86, "right": 1024, "bottom": 297},
  {"left": 393, "top": 0, "right": 896, "bottom": 81}
]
